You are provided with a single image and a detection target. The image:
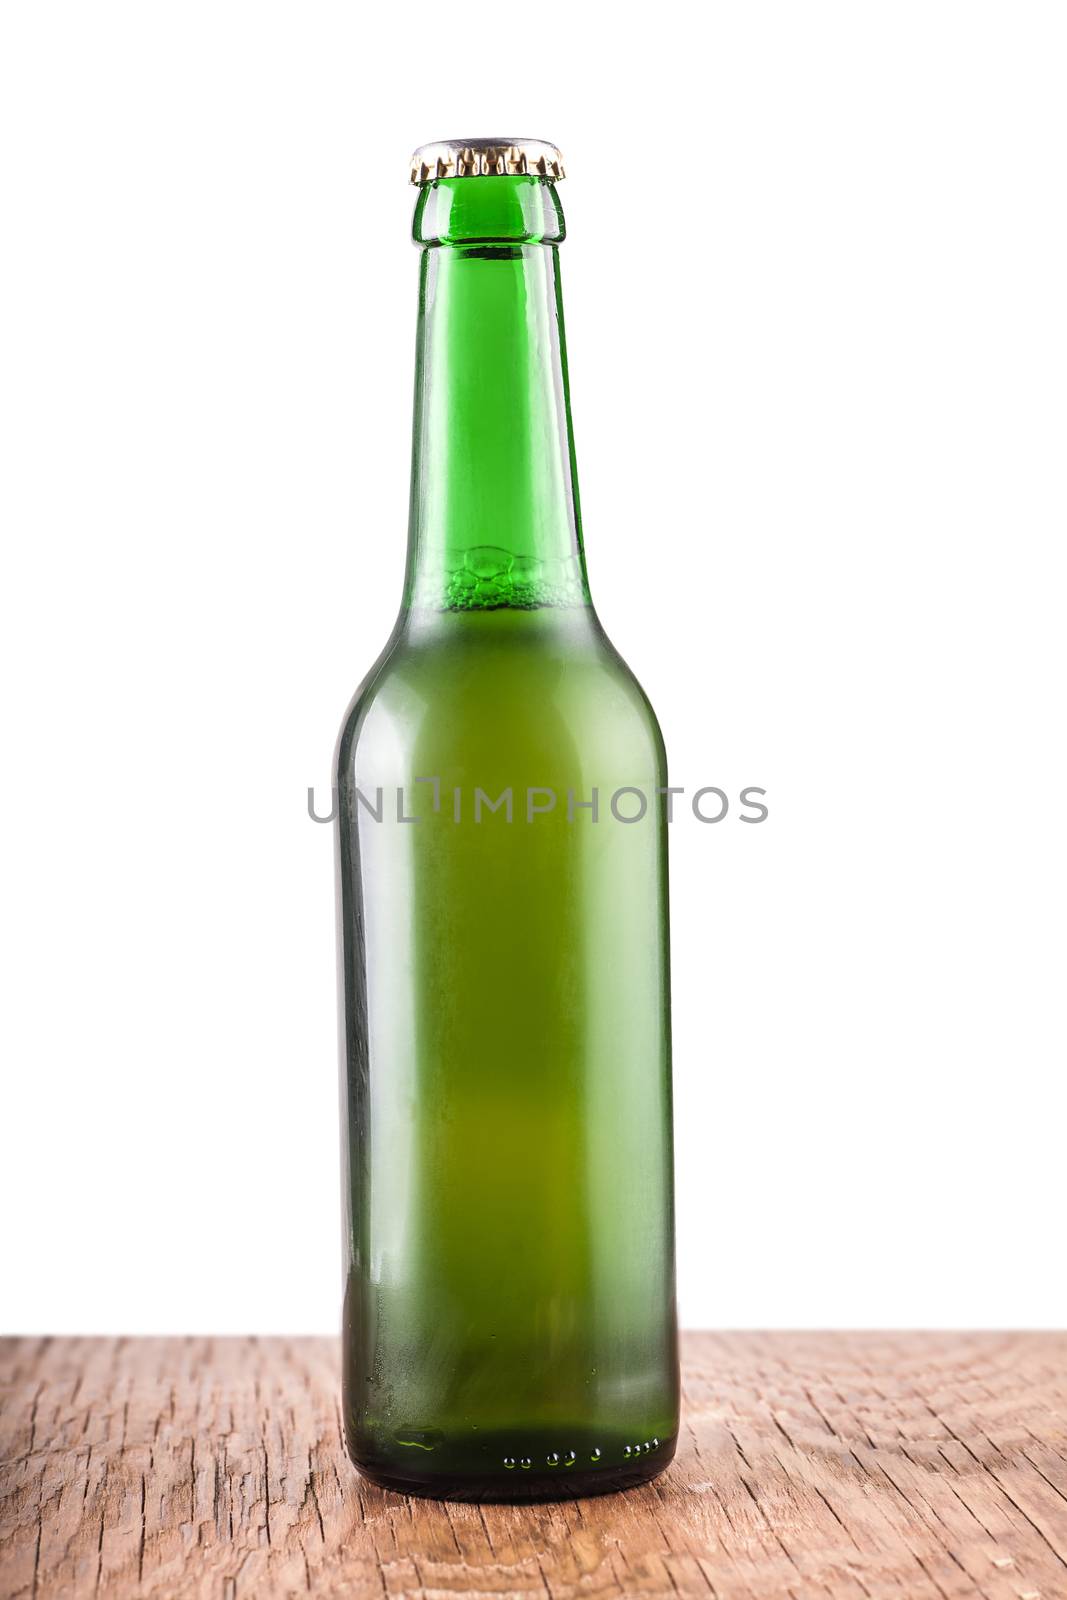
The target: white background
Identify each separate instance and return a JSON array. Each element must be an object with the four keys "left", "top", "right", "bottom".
[{"left": 2, "top": 1, "right": 1064, "bottom": 1334}]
